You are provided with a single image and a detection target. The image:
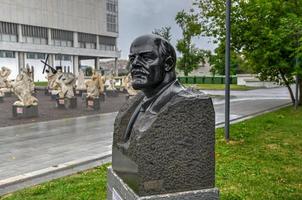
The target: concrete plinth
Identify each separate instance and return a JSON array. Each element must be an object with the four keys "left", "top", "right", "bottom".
[
  {"left": 75, "top": 89, "right": 86, "bottom": 97},
  {"left": 4, "top": 92, "right": 12, "bottom": 97},
  {"left": 56, "top": 97, "right": 77, "bottom": 109},
  {"left": 12, "top": 105, "right": 38, "bottom": 118},
  {"left": 107, "top": 168, "right": 219, "bottom": 200},
  {"left": 86, "top": 97, "right": 101, "bottom": 111},
  {"left": 106, "top": 90, "right": 118, "bottom": 97},
  {"left": 100, "top": 93, "right": 106, "bottom": 101},
  {"left": 44, "top": 89, "right": 50, "bottom": 96},
  {"left": 51, "top": 94, "right": 58, "bottom": 100}
]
